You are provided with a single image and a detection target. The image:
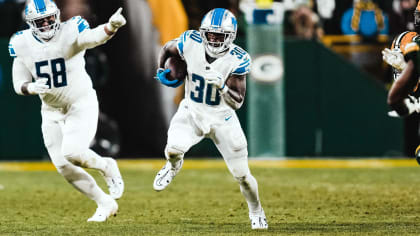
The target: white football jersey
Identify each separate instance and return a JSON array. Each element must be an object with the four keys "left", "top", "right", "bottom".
[
  {"left": 176, "top": 30, "right": 251, "bottom": 127},
  {"left": 9, "top": 16, "right": 94, "bottom": 108}
]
